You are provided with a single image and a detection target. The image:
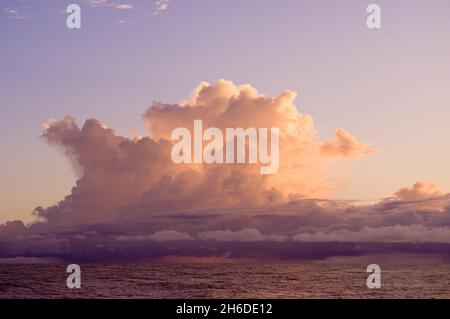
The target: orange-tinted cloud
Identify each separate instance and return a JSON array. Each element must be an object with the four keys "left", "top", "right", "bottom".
[
  {"left": 395, "top": 180, "right": 445, "bottom": 200},
  {"left": 321, "top": 129, "right": 376, "bottom": 158},
  {"left": 35, "top": 79, "right": 374, "bottom": 226}
]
